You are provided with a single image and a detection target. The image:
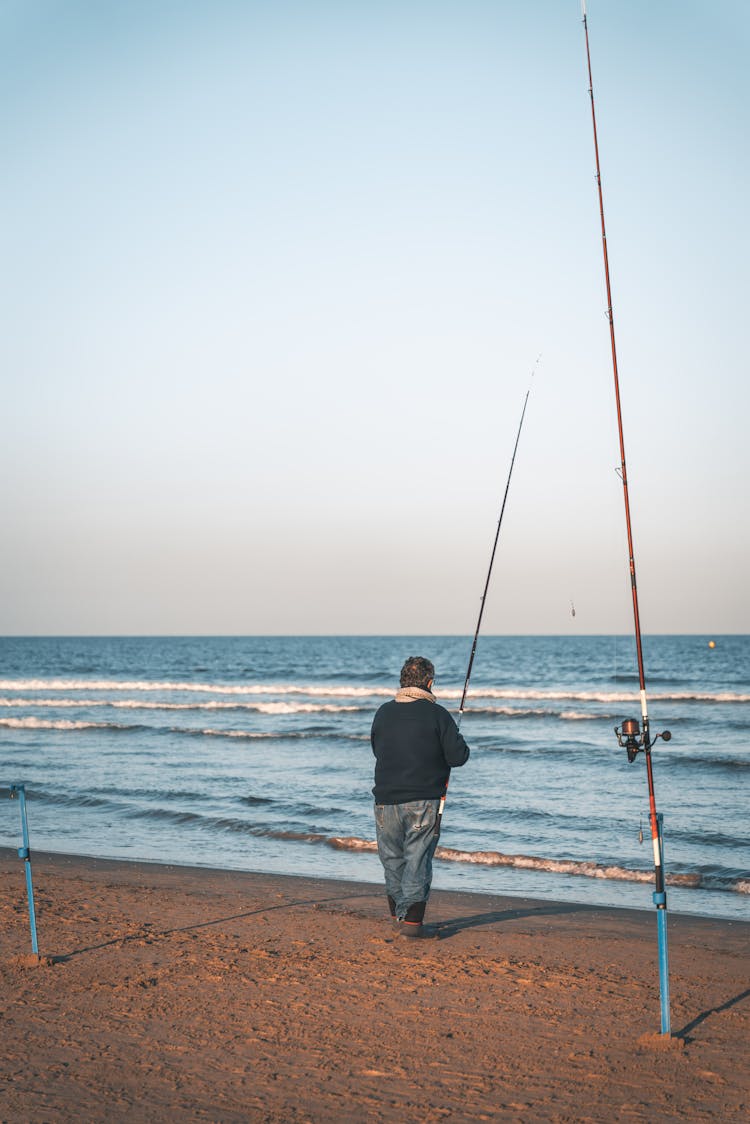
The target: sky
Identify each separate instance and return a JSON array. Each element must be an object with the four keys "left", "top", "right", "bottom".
[{"left": 2, "top": 0, "right": 748, "bottom": 636}]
